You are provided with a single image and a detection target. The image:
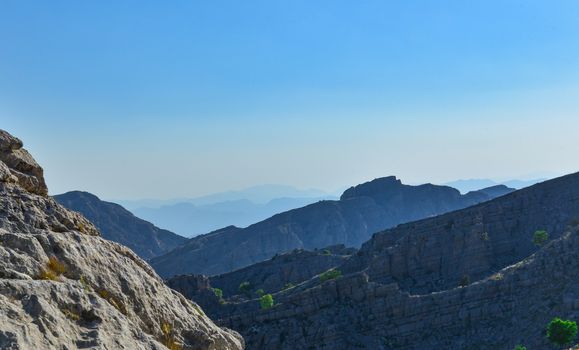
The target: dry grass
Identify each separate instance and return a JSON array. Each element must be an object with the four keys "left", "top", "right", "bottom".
[
  {"left": 79, "top": 275, "right": 91, "bottom": 291},
  {"left": 161, "top": 321, "right": 182, "bottom": 350},
  {"left": 61, "top": 307, "right": 80, "bottom": 321},
  {"left": 97, "top": 289, "right": 127, "bottom": 315},
  {"left": 36, "top": 256, "right": 67, "bottom": 281},
  {"left": 191, "top": 302, "right": 205, "bottom": 316}
]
